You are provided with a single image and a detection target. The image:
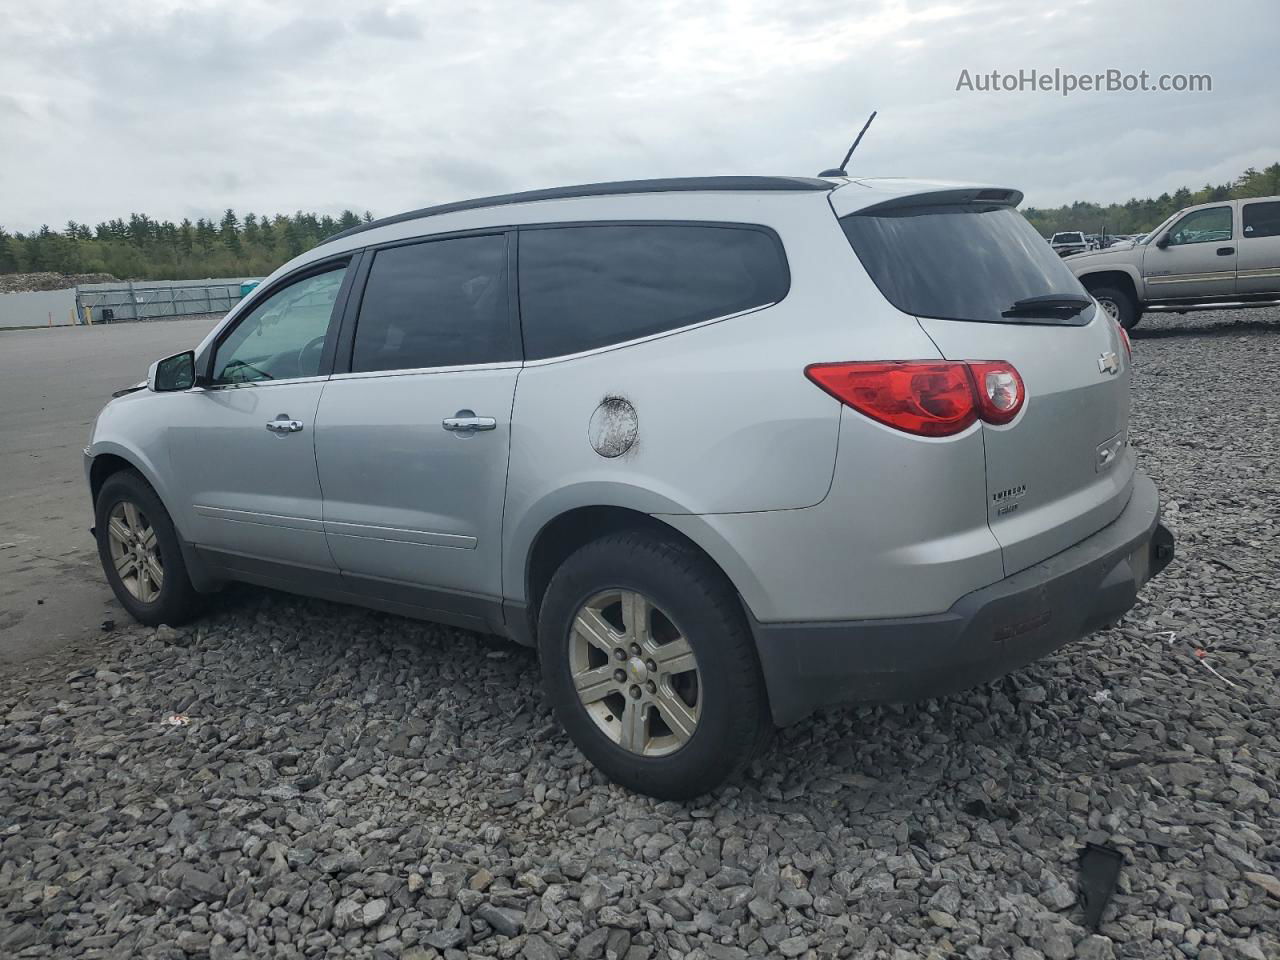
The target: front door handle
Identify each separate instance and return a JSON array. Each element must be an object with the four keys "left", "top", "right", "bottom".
[
  {"left": 266, "top": 416, "right": 305, "bottom": 434},
  {"left": 1217, "top": 246, "right": 1235, "bottom": 256},
  {"left": 442, "top": 410, "right": 497, "bottom": 433}
]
